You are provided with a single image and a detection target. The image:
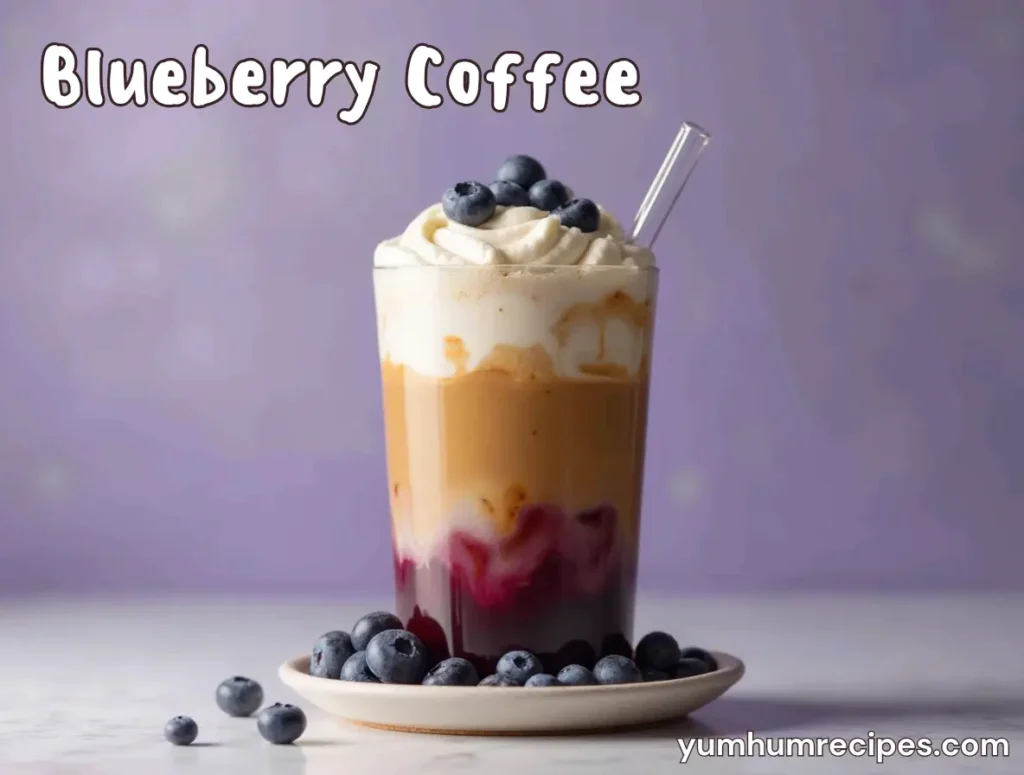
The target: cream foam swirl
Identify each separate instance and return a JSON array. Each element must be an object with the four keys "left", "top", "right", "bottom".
[{"left": 374, "top": 204, "right": 655, "bottom": 268}]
